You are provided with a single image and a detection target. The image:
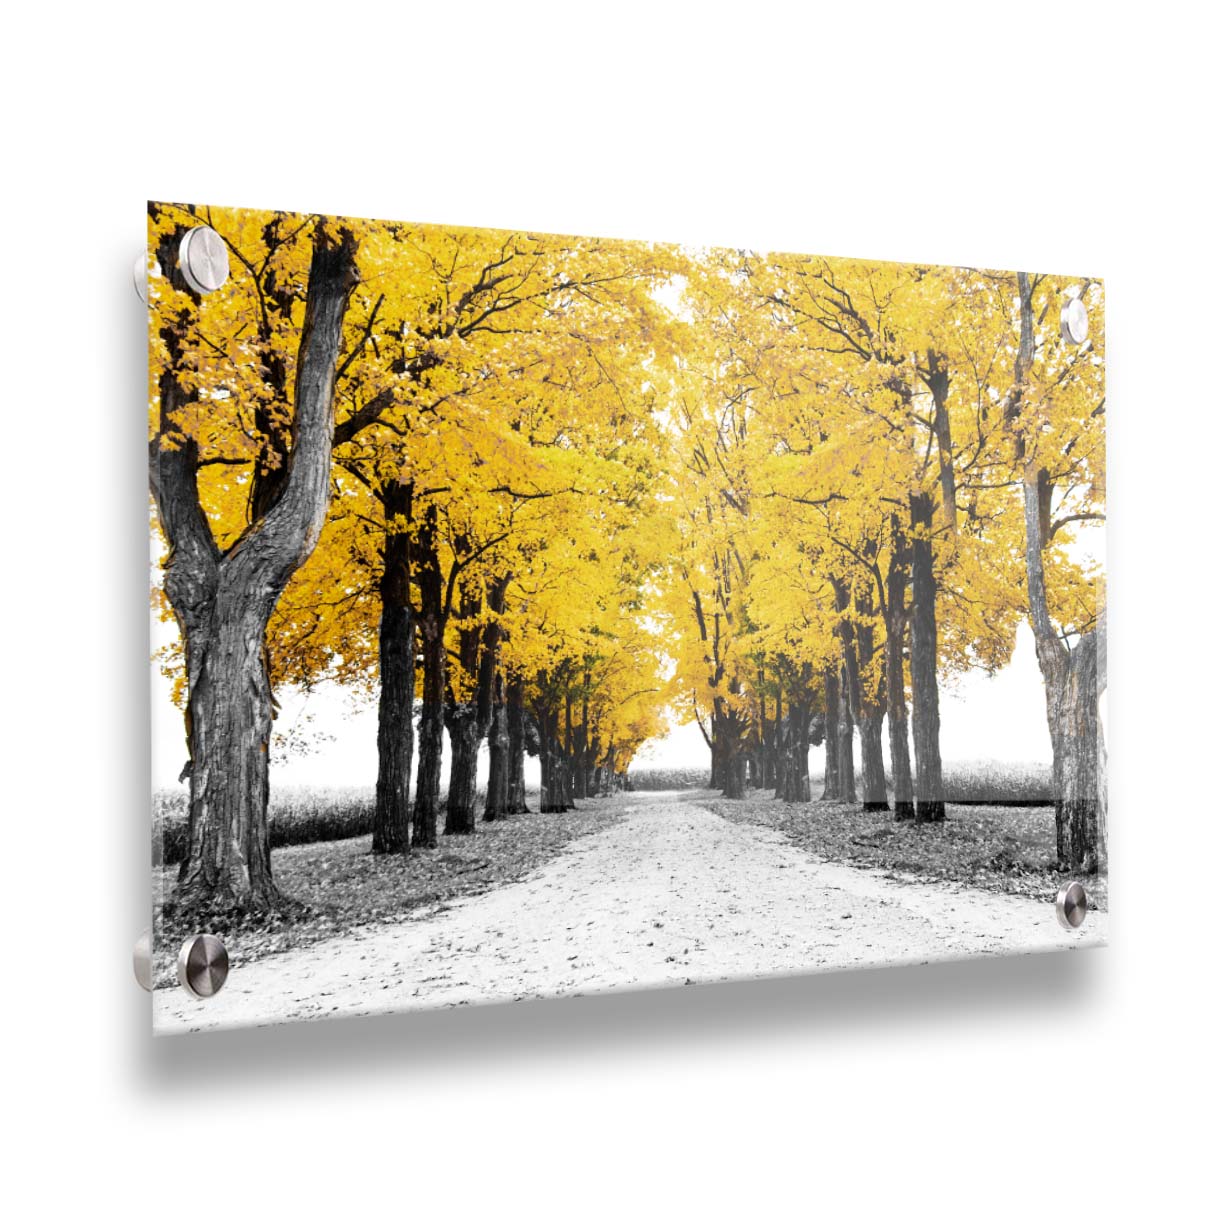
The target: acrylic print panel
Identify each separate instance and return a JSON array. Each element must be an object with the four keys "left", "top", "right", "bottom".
[{"left": 147, "top": 202, "right": 1107, "bottom": 1035}]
